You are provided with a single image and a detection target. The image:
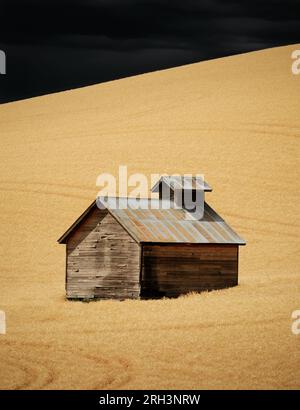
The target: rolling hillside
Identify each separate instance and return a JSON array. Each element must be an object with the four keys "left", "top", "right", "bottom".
[{"left": 0, "top": 44, "right": 299, "bottom": 389}]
